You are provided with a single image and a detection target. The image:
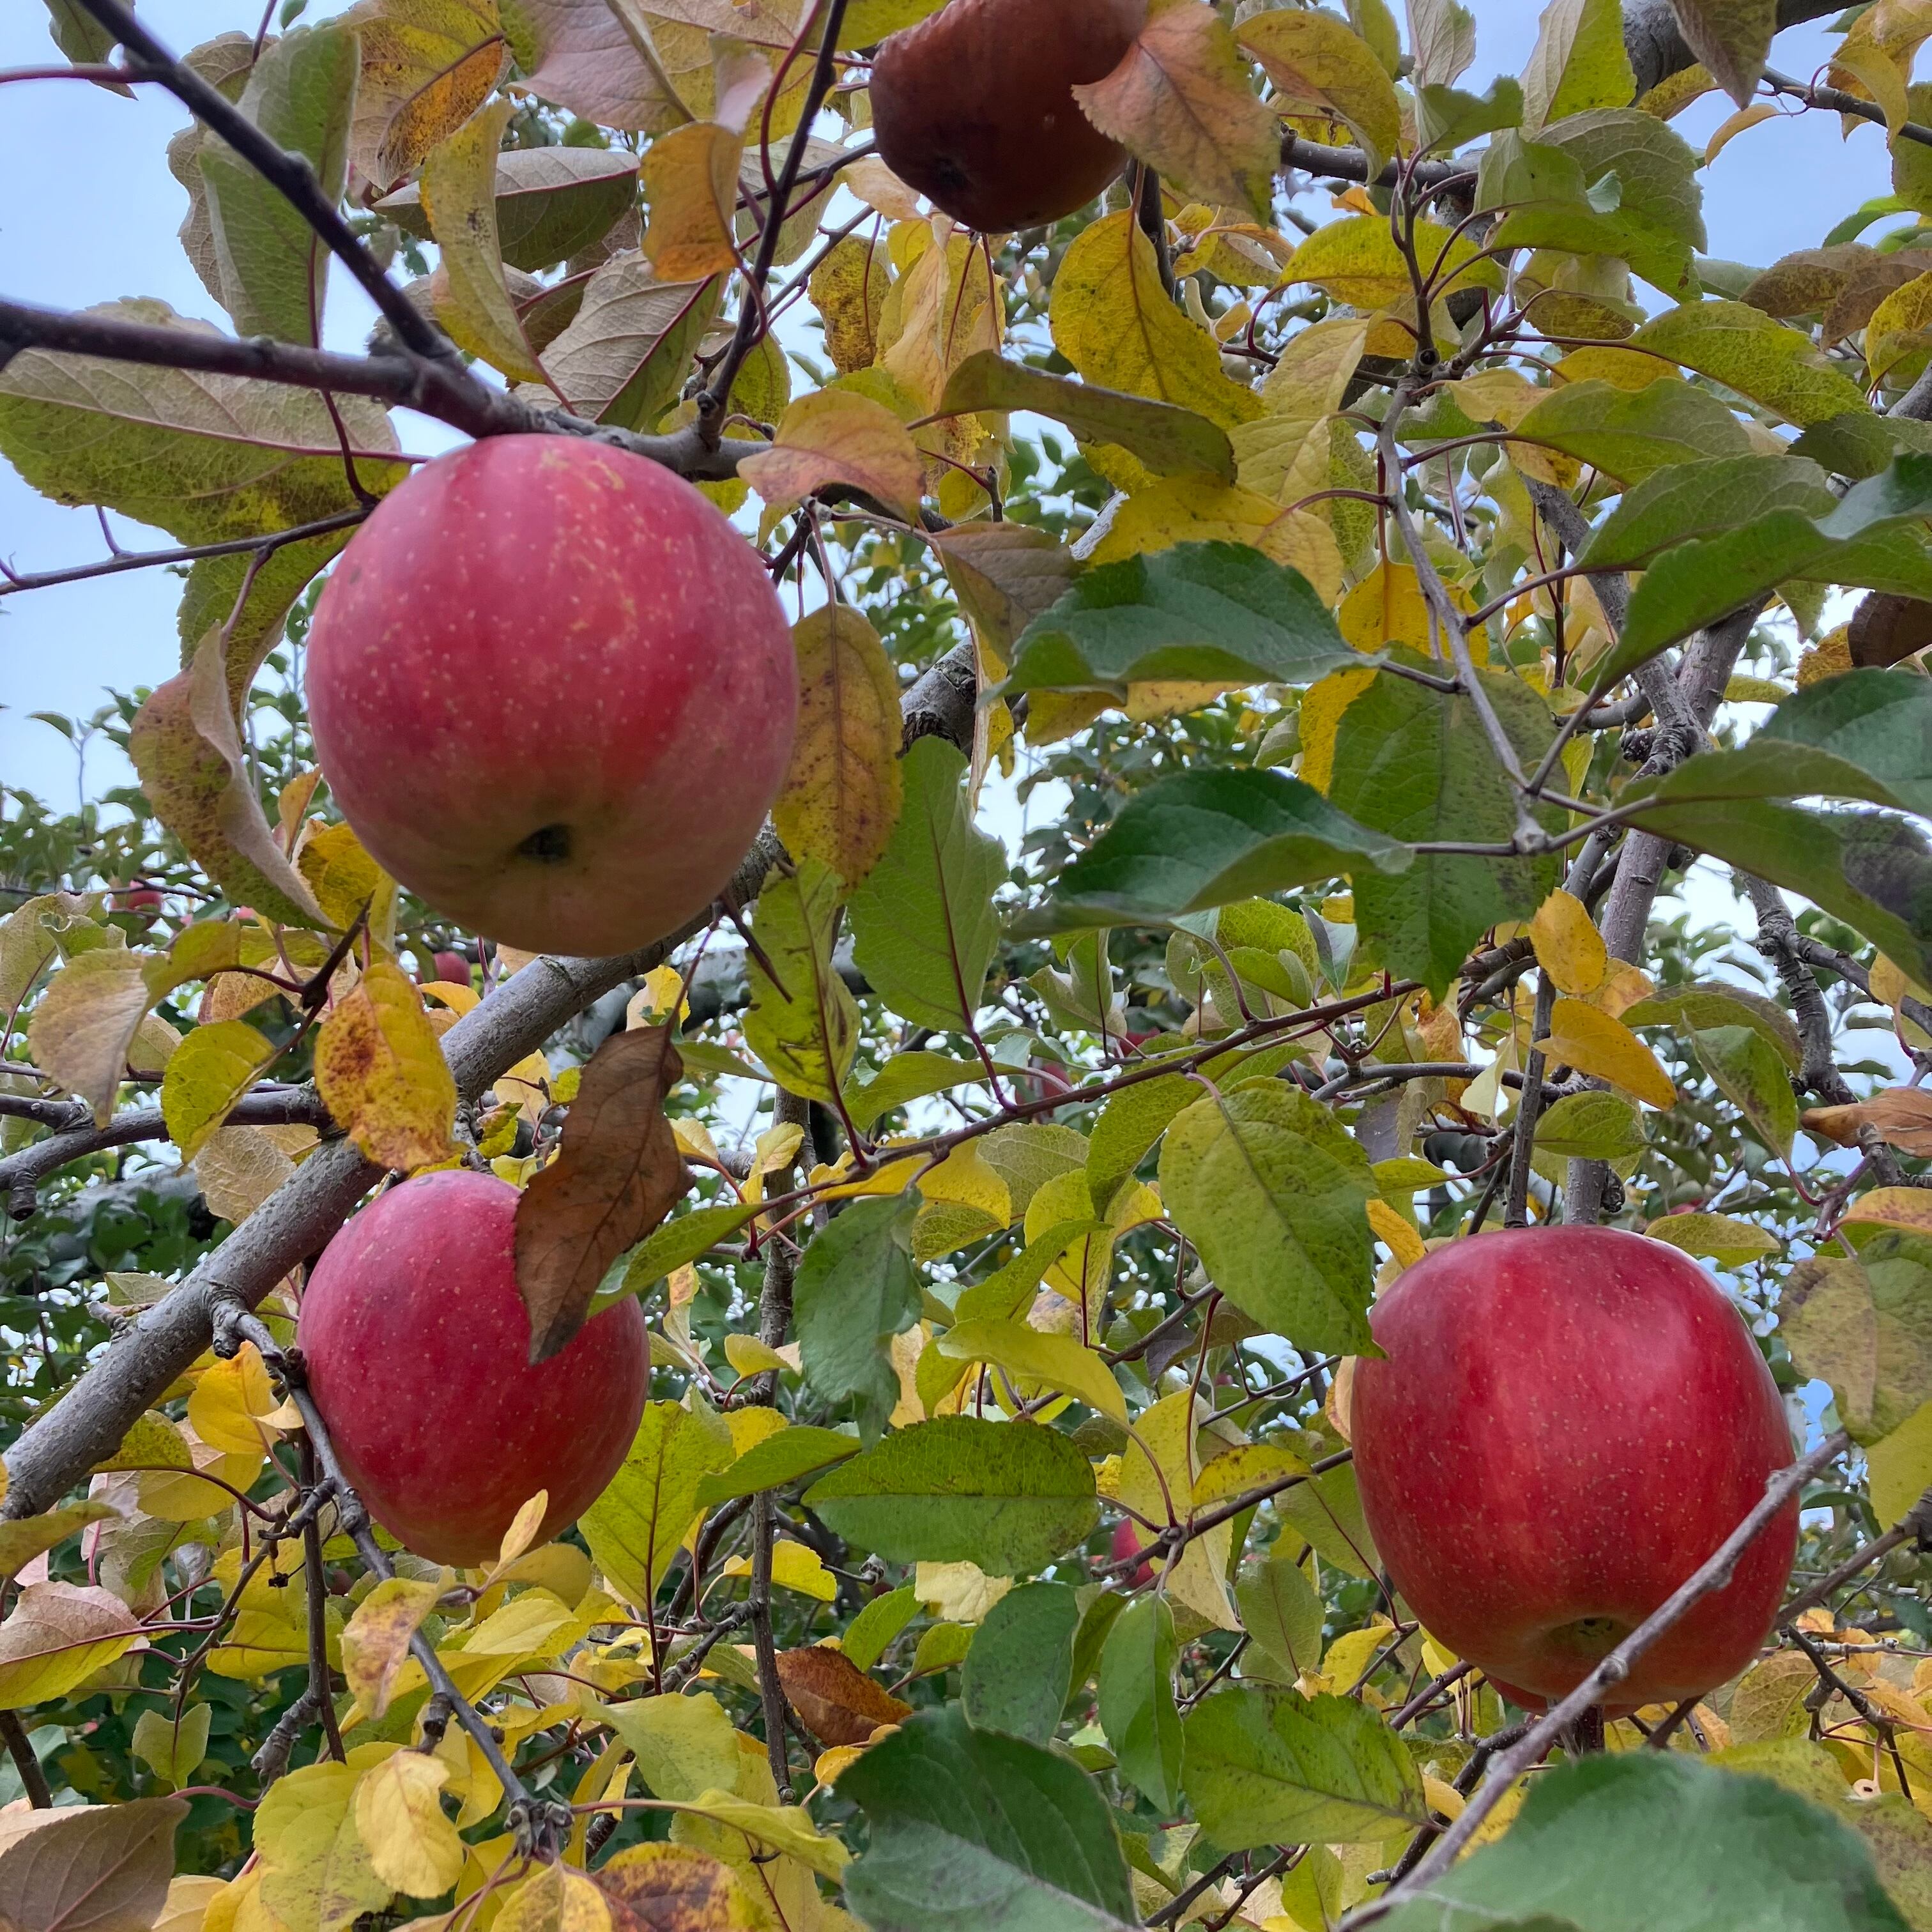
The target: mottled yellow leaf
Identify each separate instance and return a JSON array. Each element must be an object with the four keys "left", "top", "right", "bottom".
[
  {"left": 314, "top": 961, "right": 458, "bottom": 1171},
  {"left": 1536, "top": 997, "right": 1678, "bottom": 1109}
]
